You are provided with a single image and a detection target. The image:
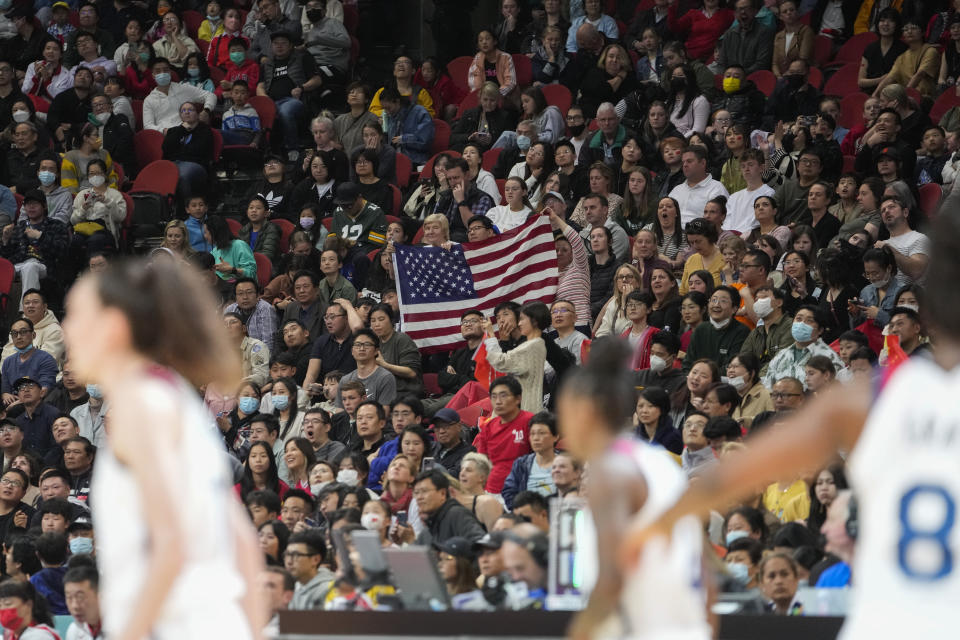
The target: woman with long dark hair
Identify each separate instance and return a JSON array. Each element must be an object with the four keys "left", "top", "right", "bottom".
[
  {"left": 414, "top": 56, "right": 466, "bottom": 122},
  {"left": 508, "top": 140, "right": 555, "bottom": 206},
  {"left": 667, "top": 63, "right": 709, "bottom": 138},
  {"left": 204, "top": 215, "right": 258, "bottom": 292},
  {"left": 352, "top": 147, "right": 393, "bottom": 214},
  {"left": 0, "top": 579, "right": 57, "bottom": 638},
  {"left": 236, "top": 440, "right": 288, "bottom": 500},
  {"left": 271, "top": 377, "right": 302, "bottom": 444},
  {"left": 258, "top": 520, "right": 290, "bottom": 567},
  {"left": 646, "top": 196, "right": 689, "bottom": 273},
  {"left": 291, "top": 149, "right": 339, "bottom": 216},
  {"left": 800, "top": 463, "right": 848, "bottom": 537}
]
